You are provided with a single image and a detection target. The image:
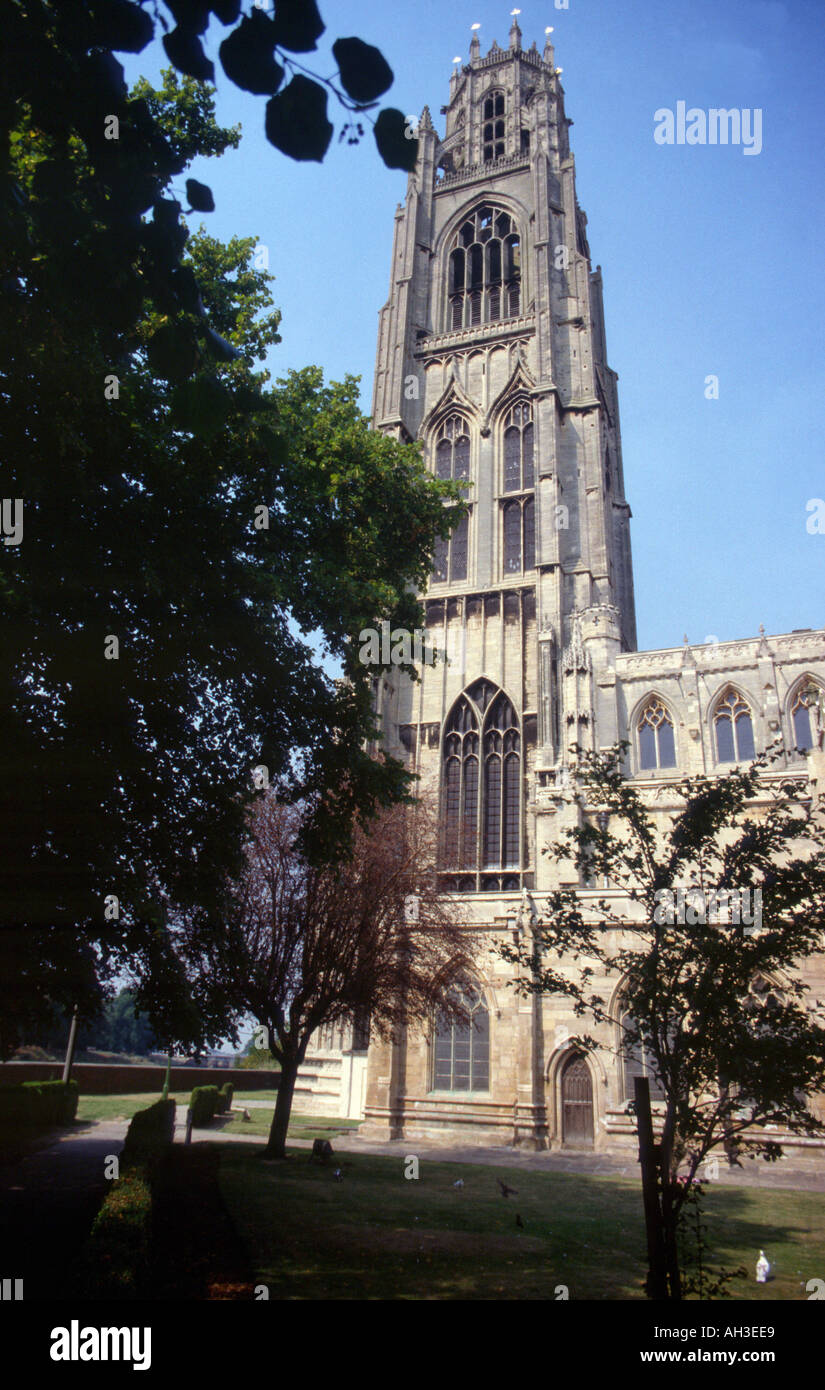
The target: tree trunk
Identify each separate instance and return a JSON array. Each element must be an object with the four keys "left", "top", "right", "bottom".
[
  {"left": 657, "top": 1104, "right": 683, "bottom": 1299},
  {"left": 634, "top": 1076, "right": 667, "bottom": 1299},
  {"left": 661, "top": 1199, "right": 683, "bottom": 1301},
  {"left": 261, "top": 1052, "right": 300, "bottom": 1159}
]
